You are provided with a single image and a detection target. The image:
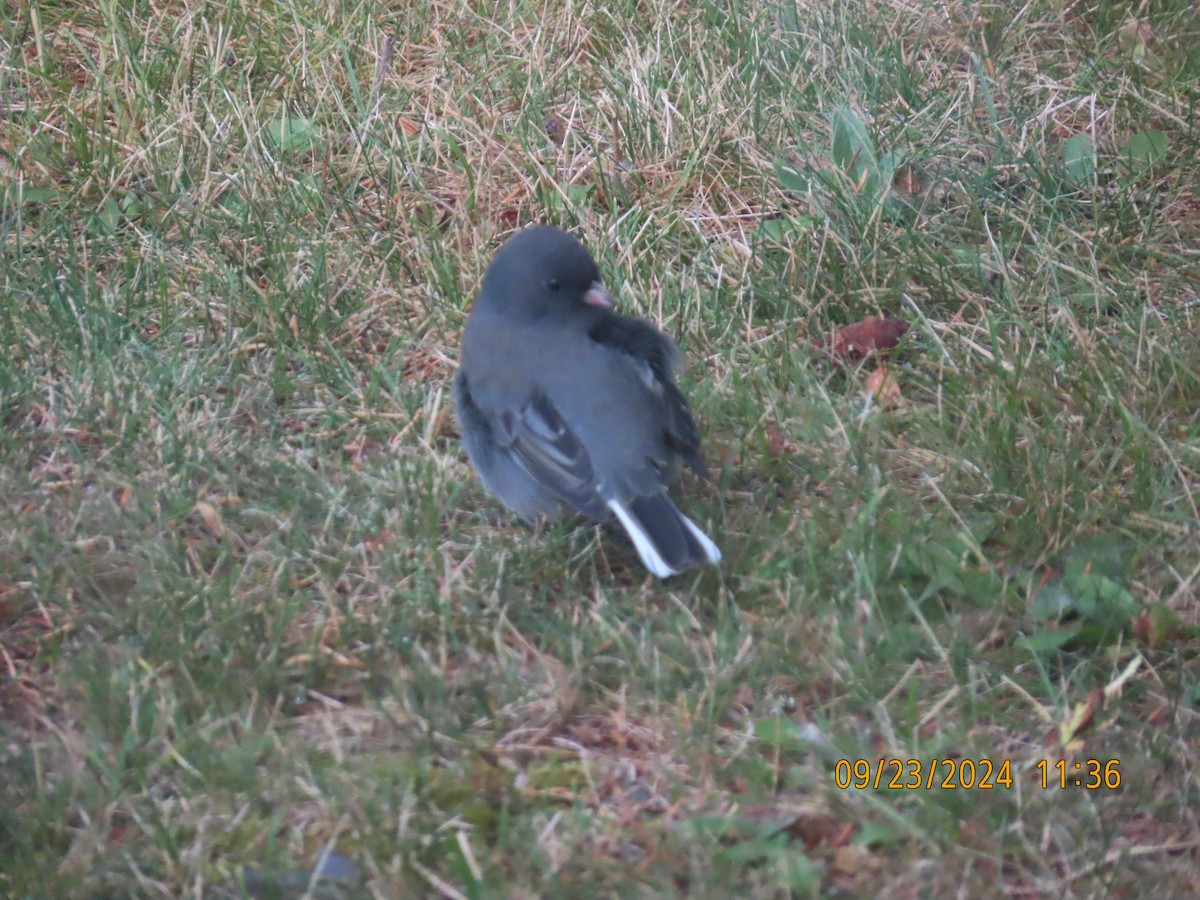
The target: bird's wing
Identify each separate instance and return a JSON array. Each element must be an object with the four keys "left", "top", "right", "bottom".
[
  {"left": 495, "top": 389, "right": 609, "bottom": 520},
  {"left": 588, "top": 315, "right": 708, "bottom": 478}
]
